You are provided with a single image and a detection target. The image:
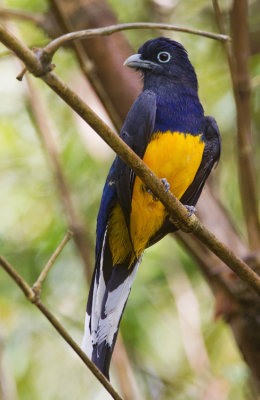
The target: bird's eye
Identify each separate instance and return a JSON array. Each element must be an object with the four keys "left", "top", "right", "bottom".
[{"left": 157, "top": 51, "right": 171, "bottom": 63}]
